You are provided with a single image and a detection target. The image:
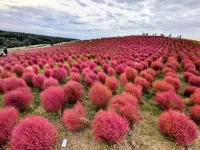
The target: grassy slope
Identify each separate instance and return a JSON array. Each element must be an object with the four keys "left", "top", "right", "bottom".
[{"left": 0, "top": 60, "right": 200, "bottom": 150}]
